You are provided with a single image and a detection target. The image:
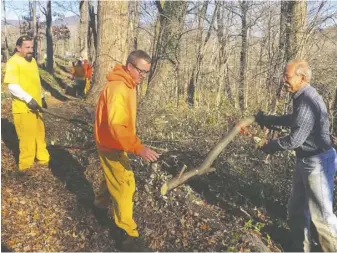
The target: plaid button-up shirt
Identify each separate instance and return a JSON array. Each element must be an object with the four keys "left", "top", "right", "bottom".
[{"left": 268, "top": 84, "right": 332, "bottom": 157}]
